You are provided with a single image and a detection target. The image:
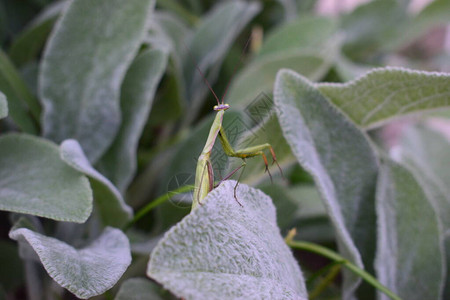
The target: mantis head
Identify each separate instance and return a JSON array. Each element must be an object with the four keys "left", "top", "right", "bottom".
[{"left": 213, "top": 103, "right": 230, "bottom": 111}]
